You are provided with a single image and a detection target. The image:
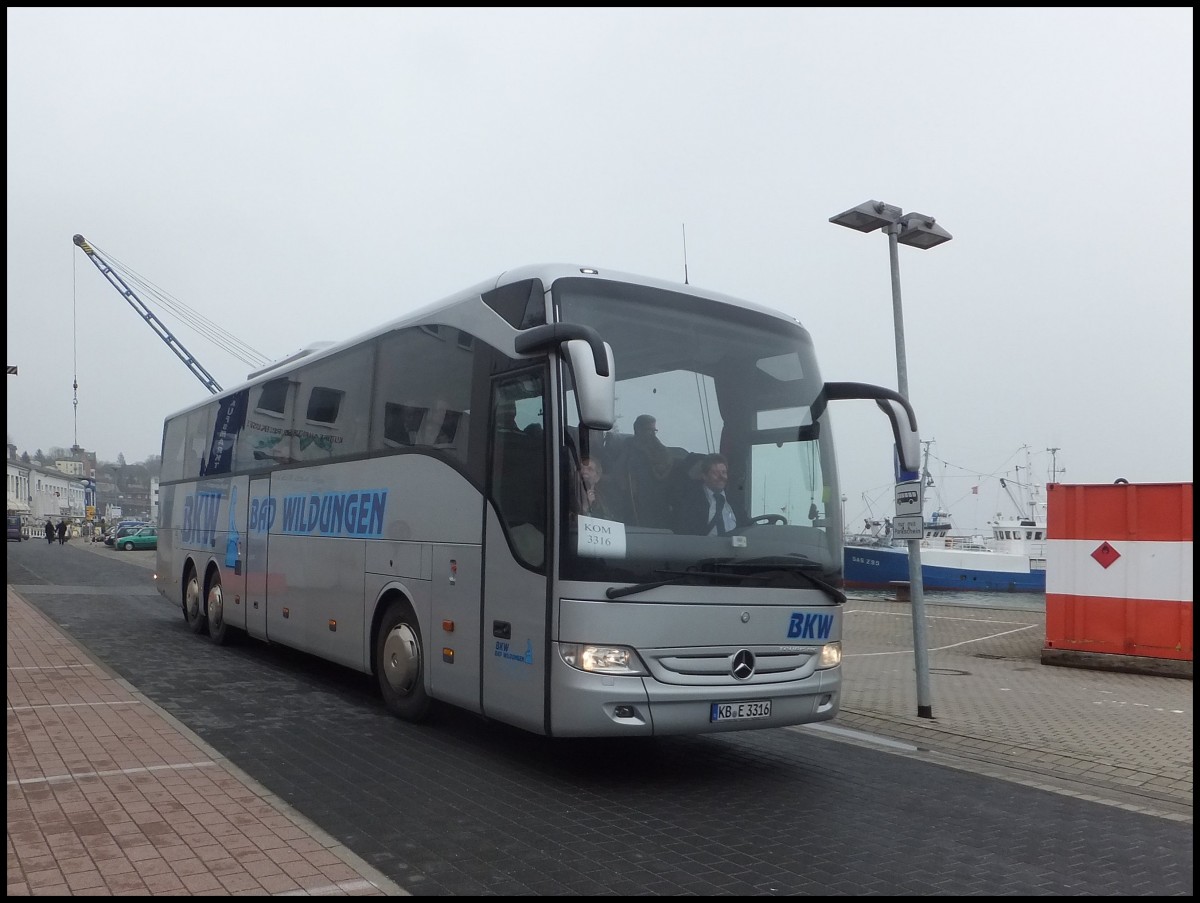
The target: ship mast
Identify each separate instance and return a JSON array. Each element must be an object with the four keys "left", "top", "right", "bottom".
[{"left": 1047, "top": 446, "right": 1064, "bottom": 483}]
